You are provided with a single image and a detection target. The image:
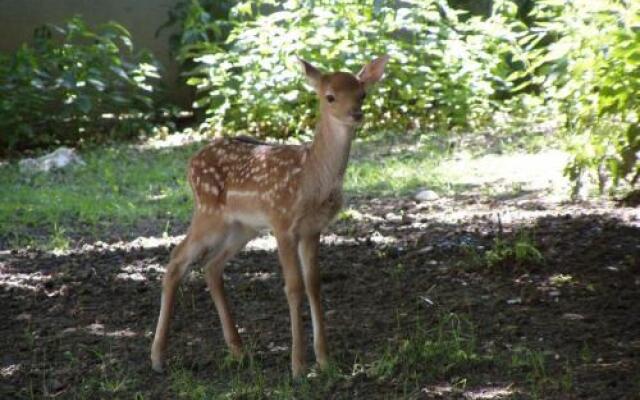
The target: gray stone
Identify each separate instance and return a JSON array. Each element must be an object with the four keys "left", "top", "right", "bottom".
[{"left": 415, "top": 189, "right": 439, "bottom": 201}]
